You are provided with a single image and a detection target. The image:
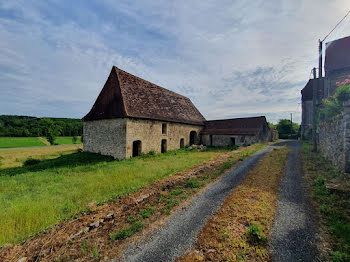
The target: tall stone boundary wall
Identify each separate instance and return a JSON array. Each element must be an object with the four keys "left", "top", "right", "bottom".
[
  {"left": 318, "top": 117, "right": 344, "bottom": 170},
  {"left": 318, "top": 100, "right": 350, "bottom": 173}
]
